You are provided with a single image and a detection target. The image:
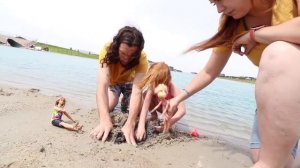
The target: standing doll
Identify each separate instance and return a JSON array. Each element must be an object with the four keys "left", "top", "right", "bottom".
[{"left": 136, "top": 62, "right": 186, "bottom": 141}]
